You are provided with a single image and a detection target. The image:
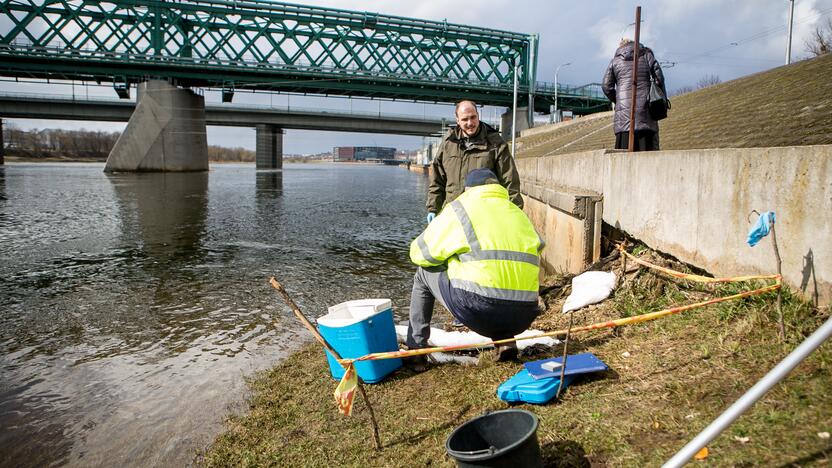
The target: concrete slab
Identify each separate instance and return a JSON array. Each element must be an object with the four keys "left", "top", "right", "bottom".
[{"left": 522, "top": 184, "right": 602, "bottom": 275}]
